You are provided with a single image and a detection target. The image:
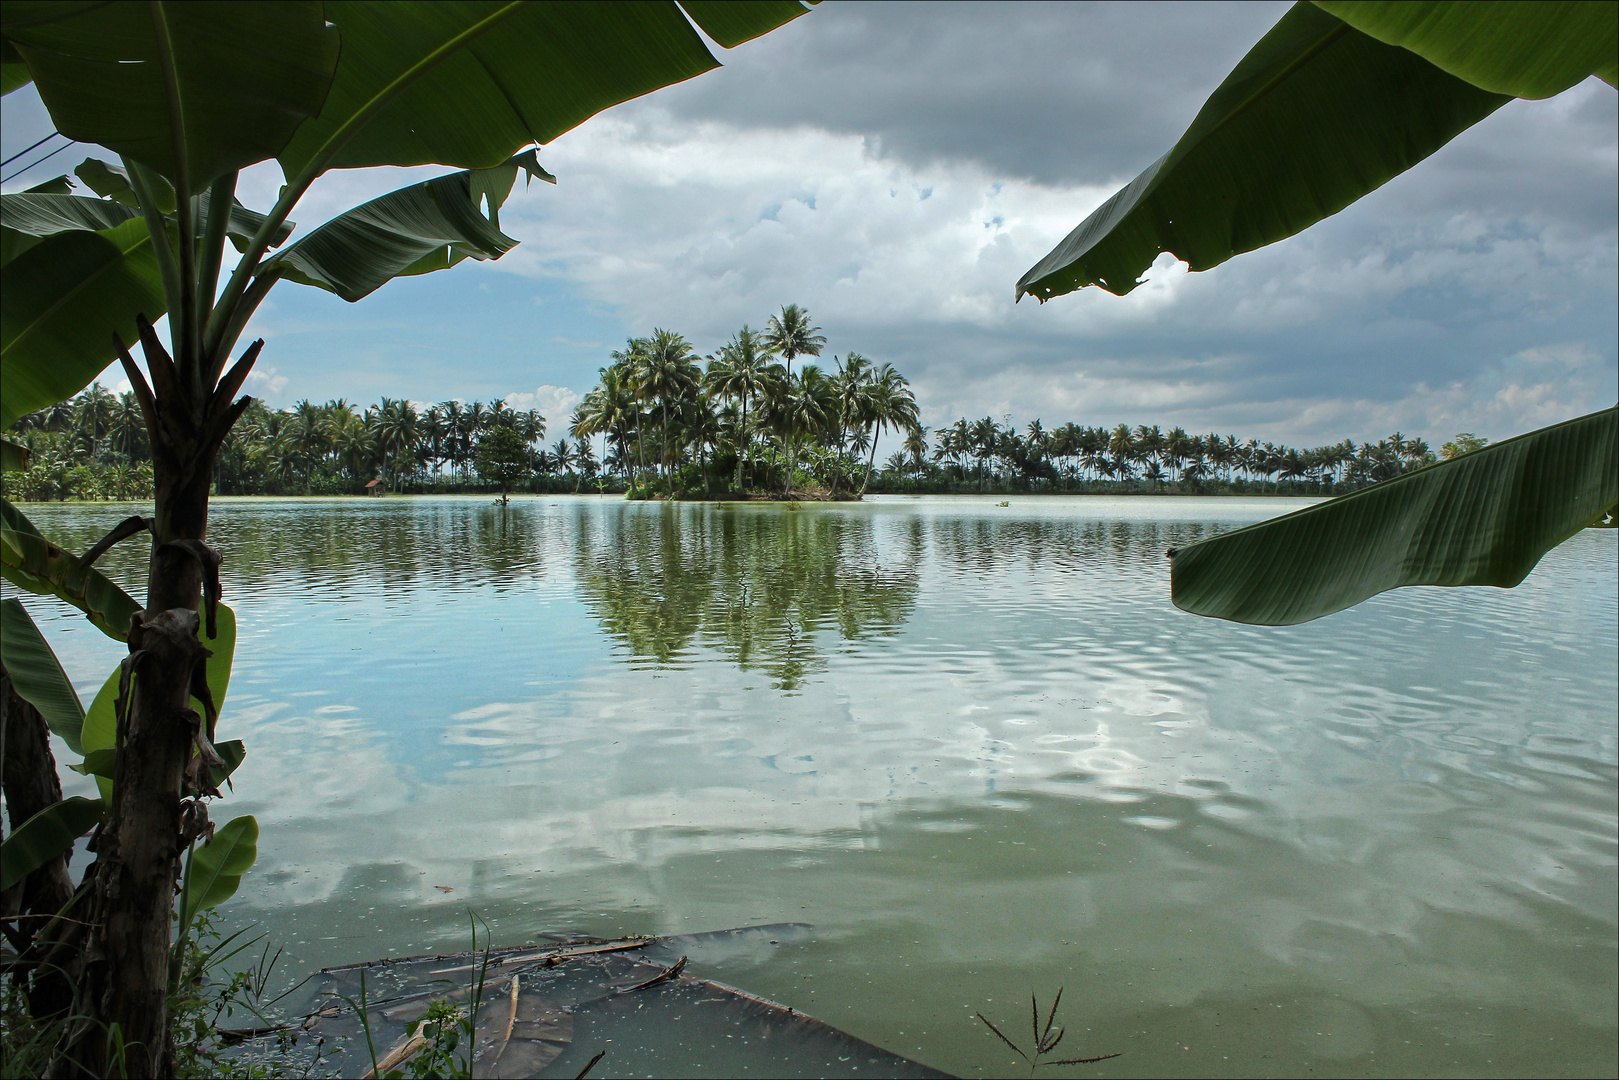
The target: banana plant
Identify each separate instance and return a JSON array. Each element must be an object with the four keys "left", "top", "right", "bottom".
[
  {"left": 1, "top": 2, "right": 813, "bottom": 1072},
  {"left": 1017, "top": 0, "right": 1618, "bottom": 624},
  {"left": 0, "top": 589, "right": 247, "bottom": 944}
]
